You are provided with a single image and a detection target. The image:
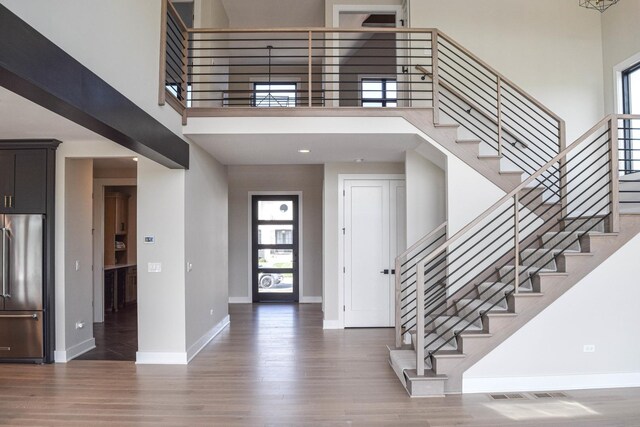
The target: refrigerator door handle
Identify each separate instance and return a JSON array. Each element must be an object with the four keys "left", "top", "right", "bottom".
[
  {"left": 1, "top": 227, "right": 7, "bottom": 298},
  {"left": 0, "top": 313, "right": 38, "bottom": 319}
]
